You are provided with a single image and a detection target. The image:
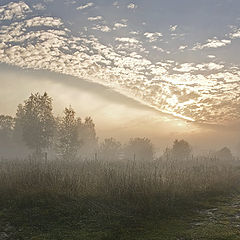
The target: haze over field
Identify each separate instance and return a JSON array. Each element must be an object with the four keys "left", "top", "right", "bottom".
[
  {"left": 1, "top": 2, "right": 240, "bottom": 239},
  {"left": 0, "top": 0, "right": 240, "bottom": 154}
]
